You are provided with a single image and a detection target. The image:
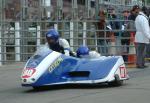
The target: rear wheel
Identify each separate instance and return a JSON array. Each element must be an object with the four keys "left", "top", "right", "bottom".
[{"left": 108, "top": 75, "right": 124, "bottom": 86}]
